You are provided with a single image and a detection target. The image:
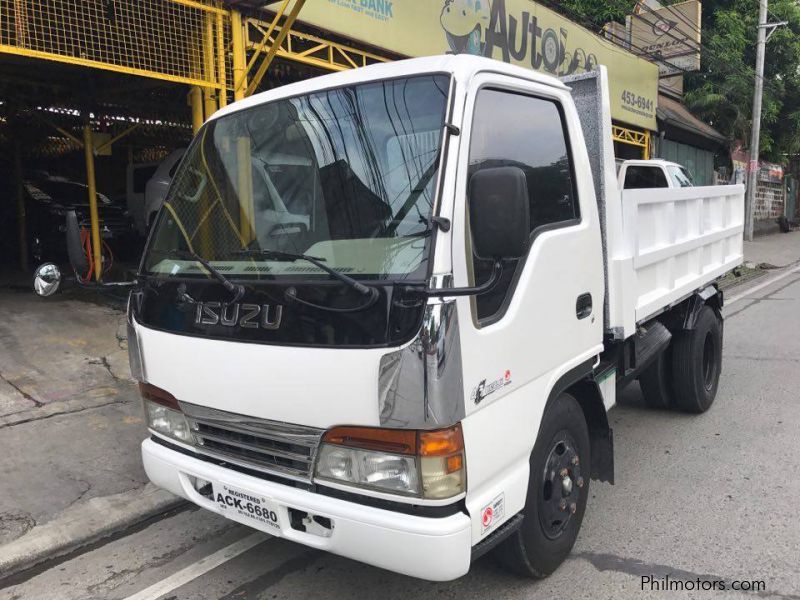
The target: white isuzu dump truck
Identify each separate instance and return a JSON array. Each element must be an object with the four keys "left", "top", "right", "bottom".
[{"left": 125, "top": 55, "right": 744, "bottom": 581}]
